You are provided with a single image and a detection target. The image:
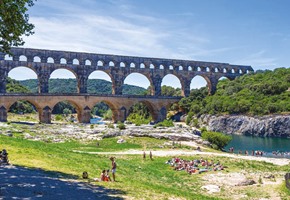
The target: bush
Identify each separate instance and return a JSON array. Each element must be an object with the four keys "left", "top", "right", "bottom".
[
  {"left": 107, "top": 123, "right": 115, "bottom": 129},
  {"left": 127, "top": 113, "right": 151, "bottom": 125},
  {"left": 201, "top": 131, "right": 232, "bottom": 150},
  {"left": 153, "top": 119, "right": 174, "bottom": 128},
  {"left": 186, "top": 112, "right": 193, "bottom": 125},
  {"left": 117, "top": 121, "right": 126, "bottom": 130},
  {"left": 55, "top": 114, "right": 63, "bottom": 121}
]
